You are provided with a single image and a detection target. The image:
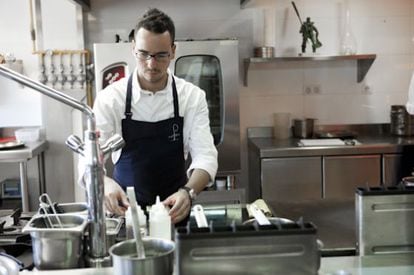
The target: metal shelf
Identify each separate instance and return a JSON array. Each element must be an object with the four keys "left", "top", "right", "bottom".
[{"left": 243, "top": 54, "right": 377, "bottom": 86}]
